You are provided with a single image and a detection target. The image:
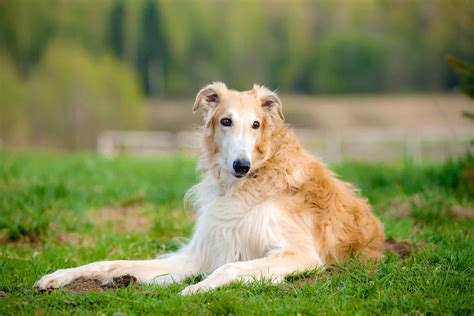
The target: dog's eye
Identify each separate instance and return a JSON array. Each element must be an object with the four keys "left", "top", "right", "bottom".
[
  {"left": 220, "top": 118, "right": 232, "bottom": 127},
  {"left": 252, "top": 121, "right": 260, "bottom": 129}
]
